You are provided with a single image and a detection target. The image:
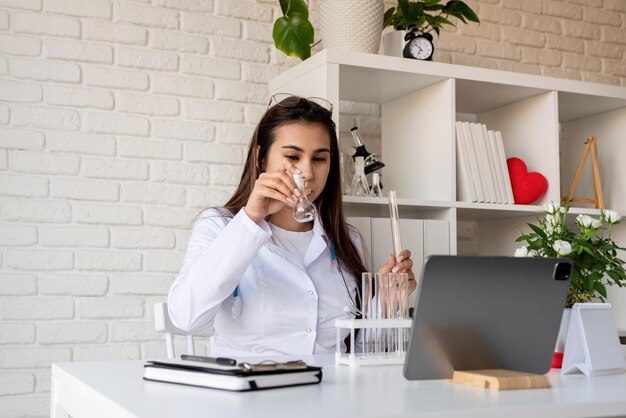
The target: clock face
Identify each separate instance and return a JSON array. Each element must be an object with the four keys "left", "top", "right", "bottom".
[{"left": 409, "top": 37, "right": 433, "bottom": 60}]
